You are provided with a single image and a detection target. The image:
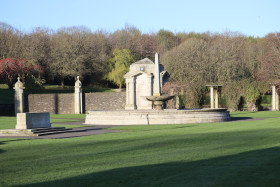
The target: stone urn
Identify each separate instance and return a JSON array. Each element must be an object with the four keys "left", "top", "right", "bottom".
[{"left": 146, "top": 95, "right": 174, "bottom": 110}]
